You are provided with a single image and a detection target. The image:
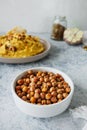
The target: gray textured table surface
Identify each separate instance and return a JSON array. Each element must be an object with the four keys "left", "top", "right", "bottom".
[{"left": 0, "top": 33, "right": 87, "bottom": 130}]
